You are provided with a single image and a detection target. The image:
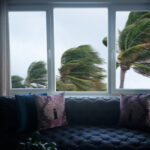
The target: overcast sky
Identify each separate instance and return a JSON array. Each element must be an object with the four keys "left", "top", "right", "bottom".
[
  {"left": 9, "top": 9, "right": 150, "bottom": 89},
  {"left": 54, "top": 8, "right": 108, "bottom": 82}
]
